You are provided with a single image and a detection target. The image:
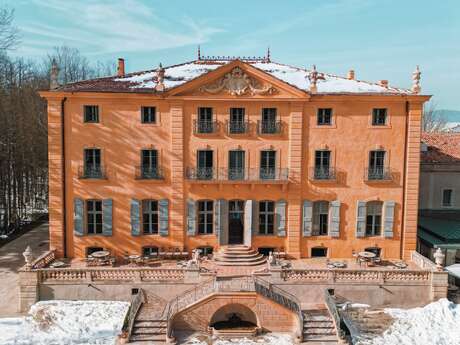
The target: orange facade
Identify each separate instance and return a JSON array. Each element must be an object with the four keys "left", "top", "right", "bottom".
[{"left": 40, "top": 59, "right": 429, "bottom": 260}]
